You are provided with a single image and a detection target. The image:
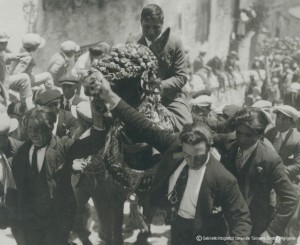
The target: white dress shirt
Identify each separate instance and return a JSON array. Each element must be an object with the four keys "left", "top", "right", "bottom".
[
  {"left": 275, "top": 129, "right": 289, "bottom": 142},
  {"left": 52, "top": 115, "right": 59, "bottom": 135},
  {"left": 29, "top": 145, "right": 47, "bottom": 172},
  {"left": 168, "top": 156, "right": 209, "bottom": 219},
  {"left": 63, "top": 95, "right": 75, "bottom": 108}
]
